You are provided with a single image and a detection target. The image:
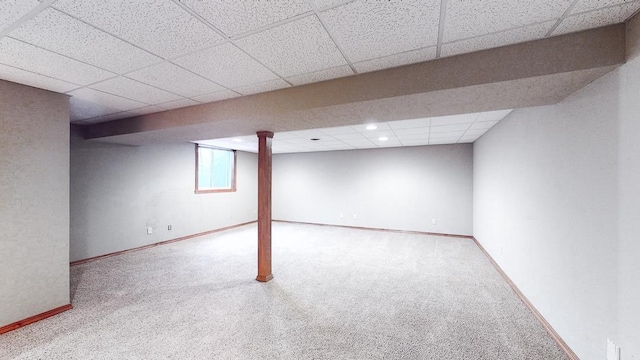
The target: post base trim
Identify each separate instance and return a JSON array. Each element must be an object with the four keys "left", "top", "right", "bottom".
[{"left": 256, "top": 274, "right": 273, "bottom": 282}]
